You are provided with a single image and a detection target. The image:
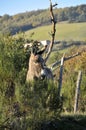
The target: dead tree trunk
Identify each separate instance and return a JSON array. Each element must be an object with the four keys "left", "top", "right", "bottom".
[
  {"left": 57, "top": 54, "right": 65, "bottom": 97},
  {"left": 74, "top": 71, "right": 82, "bottom": 114}
]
